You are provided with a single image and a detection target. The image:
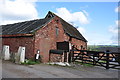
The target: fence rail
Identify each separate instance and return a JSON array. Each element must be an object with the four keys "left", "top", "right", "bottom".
[{"left": 70, "top": 50, "right": 120, "bottom": 69}]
